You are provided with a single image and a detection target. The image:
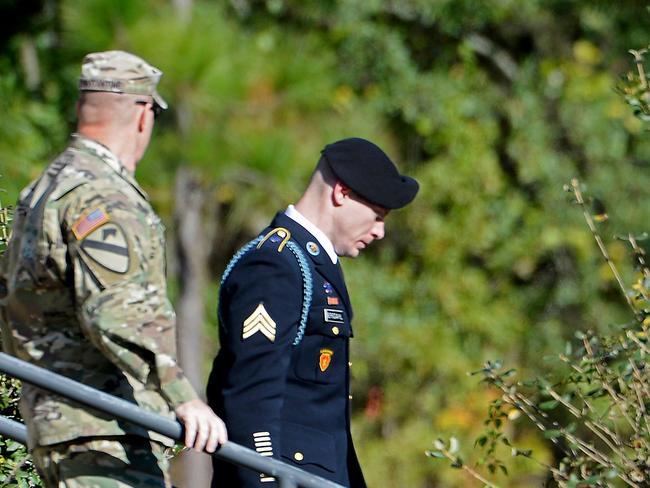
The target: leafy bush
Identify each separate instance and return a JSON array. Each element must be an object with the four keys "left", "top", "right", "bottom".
[
  {"left": 428, "top": 48, "right": 650, "bottom": 487},
  {"left": 0, "top": 182, "right": 41, "bottom": 486}
]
